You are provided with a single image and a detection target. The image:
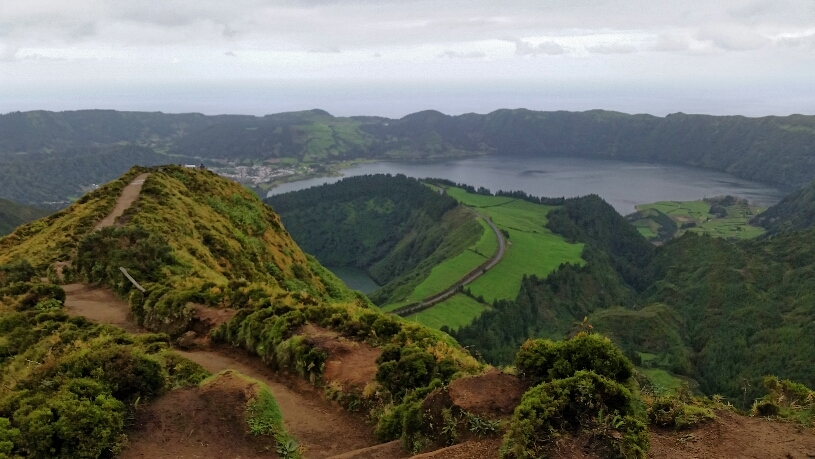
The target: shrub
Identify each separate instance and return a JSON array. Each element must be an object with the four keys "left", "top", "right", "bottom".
[
  {"left": 6, "top": 283, "right": 65, "bottom": 311},
  {"left": 35, "top": 346, "right": 167, "bottom": 401},
  {"left": 12, "top": 388, "right": 126, "bottom": 459},
  {"left": 376, "top": 344, "right": 456, "bottom": 399},
  {"left": 503, "top": 371, "right": 648, "bottom": 459},
  {"left": 752, "top": 376, "right": 815, "bottom": 424},
  {"left": 0, "top": 261, "right": 36, "bottom": 286},
  {"left": 515, "top": 333, "right": 634, "bottom": 385},
  {"left": 647, "top": 396, "right": 714, "bottom": 429}
]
